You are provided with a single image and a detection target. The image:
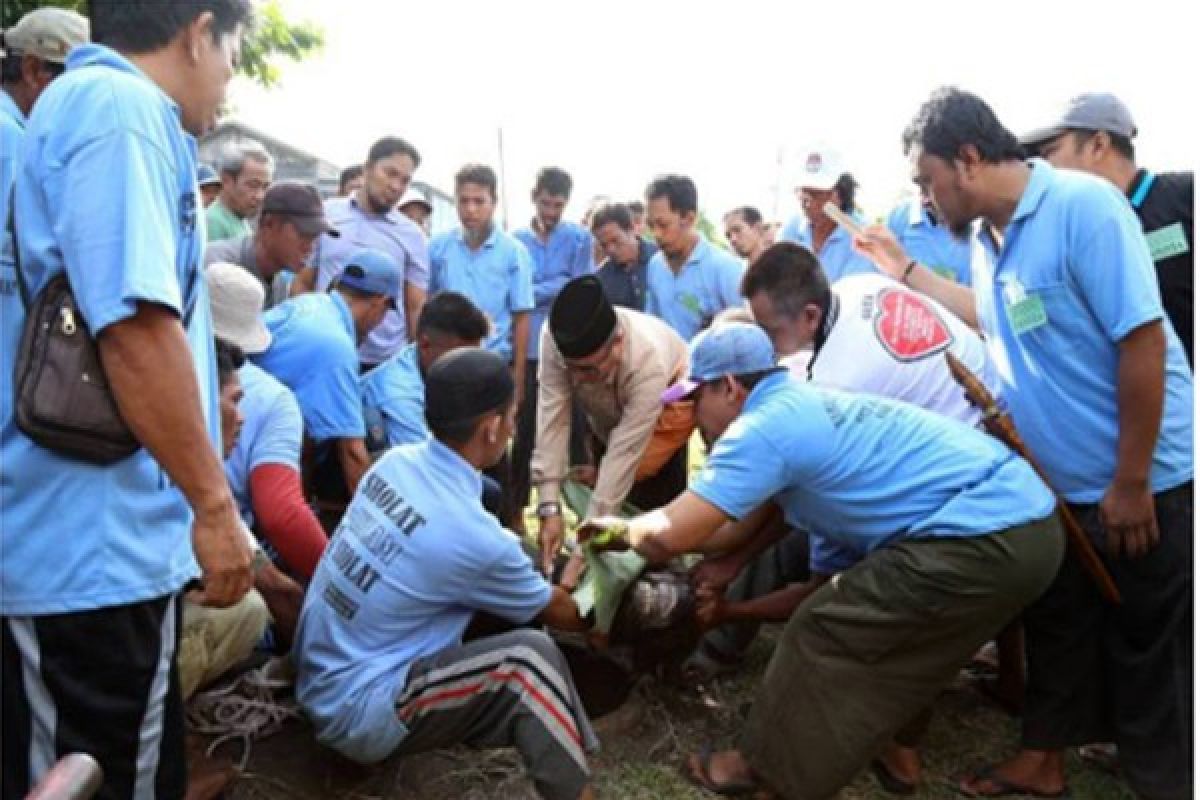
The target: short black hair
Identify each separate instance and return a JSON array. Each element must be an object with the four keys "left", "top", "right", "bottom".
[
  {"left": 366, "top": 136, "right": 421, "bottom": 169},
  {"left": 902, "top": 87, "right": 1025, "bottom": 165},
  {"left": 1070, "top": 129, "right": 1136, "bottom": 161},
  {"left": 534, "top": 167, "right": 572, "bottom": 198},
  {"left": 627, "top": 200, "right": 645, "bottom": 215},
  {"left": 89, "top": 0, "right": 254, "bottom": 54},
  {"left": 645, "top": 174, "right": 698, "bottom": 215},
  {"left": 456, "top": 163, "right": 497, "bottom": 200},
  {"left": 338, "top": 164, "right": 364, "bottom": 192},
  {"left": 725, "top": 206, "right": 764, "bottom": 226},
  {"left": 590, "top": 203, "right": 633, "bottom": 233},
  {"left": 417, "top": 291, "right": 490, "bottom": 342},
  {"left": 1, "top": 53, "right": 65, "bottom": 83},
  {"left": 428, "top": 411, "right": 491, "bottom": 447},
  {"left": 214, "top": 337, "right": 245, "bottom": 386},
  {"left": 833, "top": 174, "right": 858, "bottom": 212},
  {"left": 741, "top": 241, "right": 829, "bottom": 319}
]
